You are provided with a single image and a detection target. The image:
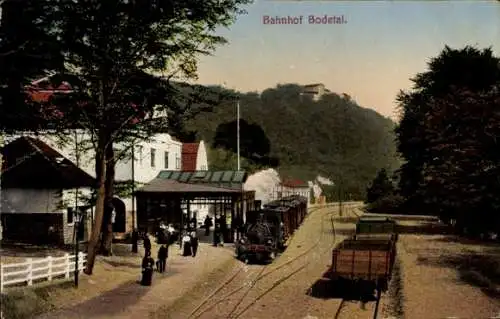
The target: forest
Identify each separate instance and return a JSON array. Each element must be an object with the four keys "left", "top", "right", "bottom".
[{"left": 185, "top": 84, "right": 400, "bottom": 200}]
